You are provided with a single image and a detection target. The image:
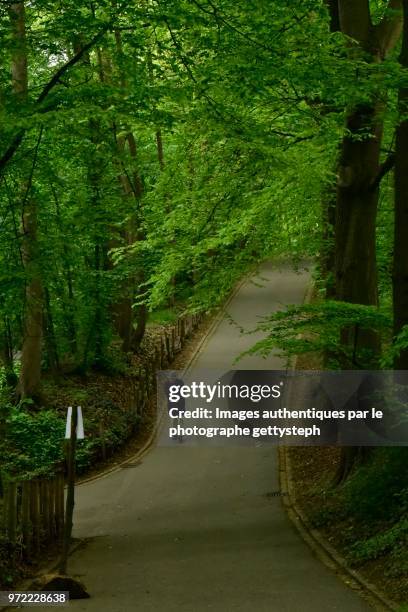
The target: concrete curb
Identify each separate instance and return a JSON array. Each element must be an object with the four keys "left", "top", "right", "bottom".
[
  {"left": 278, "top": 278, "right": 400, "bottom": 612},
  {"left": 279, "top": 447, "right": 398, "bottom": 611},
  {"left": 183, "top": 271, "right": 251, "bottom": 374},
  {"left": 76, "top": 400, "right": 162, "bottom": 487}
]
